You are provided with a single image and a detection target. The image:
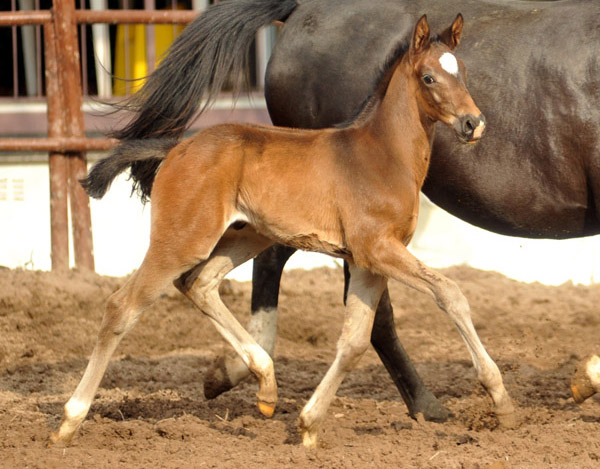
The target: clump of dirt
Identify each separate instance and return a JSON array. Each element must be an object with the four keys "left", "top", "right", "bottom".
[{"left": 1, "top": 265, "right": 600, "bottom": 468}]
